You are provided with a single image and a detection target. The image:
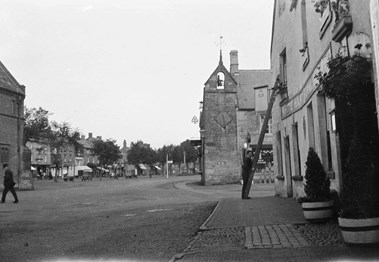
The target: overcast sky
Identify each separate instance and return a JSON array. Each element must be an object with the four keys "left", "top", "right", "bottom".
[{"left": 1, "top": 0, "right": 274, "bottom": 149}]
